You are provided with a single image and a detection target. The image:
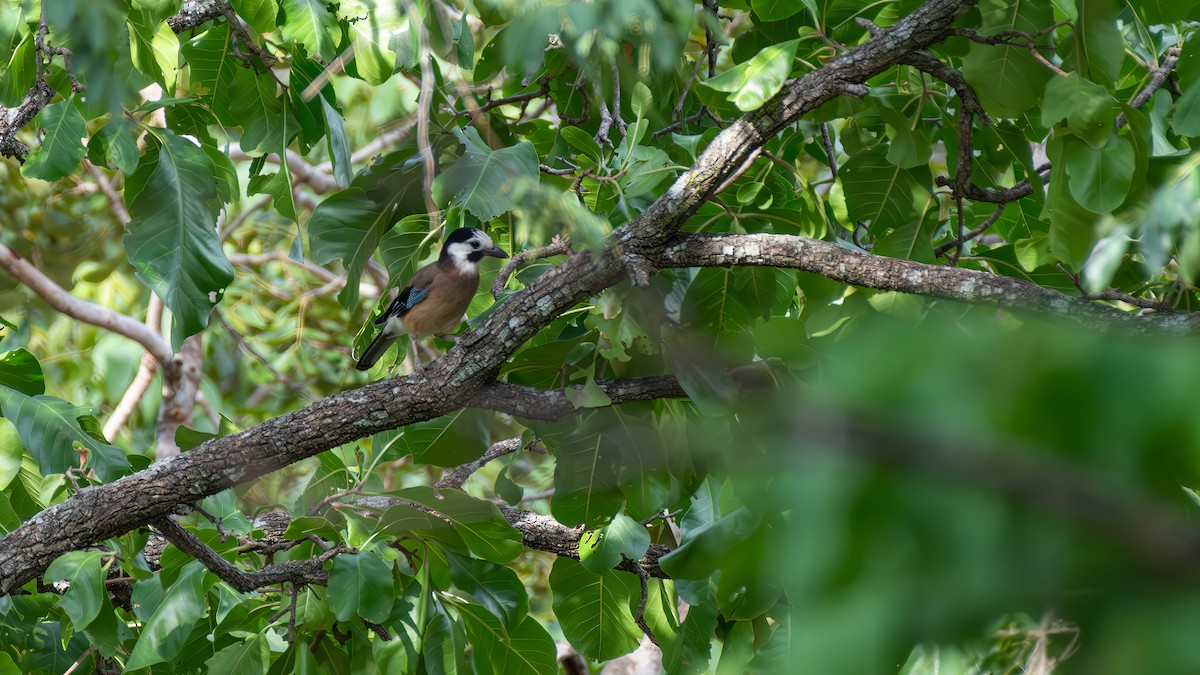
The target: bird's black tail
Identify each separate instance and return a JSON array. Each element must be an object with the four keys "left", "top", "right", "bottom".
[{"left": 355, "top": 333, "right": 399, "bottom": 371}]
